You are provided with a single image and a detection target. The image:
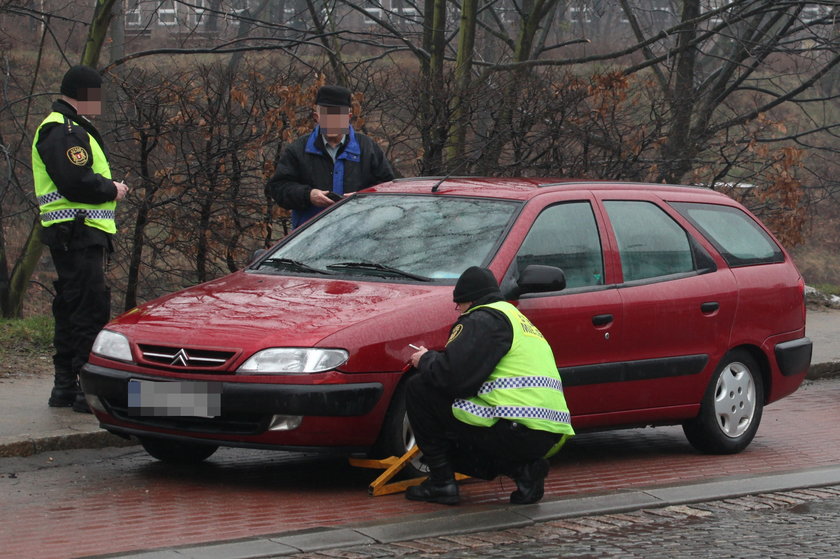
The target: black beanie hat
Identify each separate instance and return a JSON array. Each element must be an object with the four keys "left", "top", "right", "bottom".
[
  {"left": 453, "top": 266, "right": 501, "bottom": 303},
  {"left": 60, "top": 65, "right": 102, "bottom": 100},
  {"left": 315, "top": 85, "right": 352, "bottom": 107}
]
